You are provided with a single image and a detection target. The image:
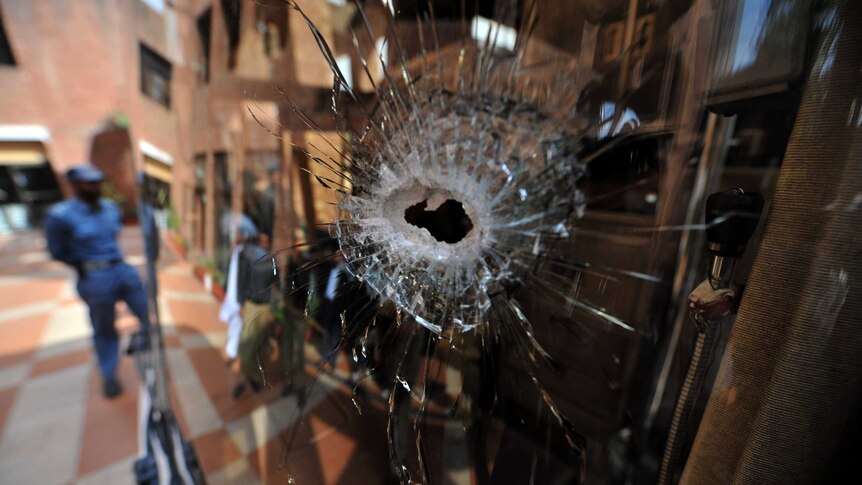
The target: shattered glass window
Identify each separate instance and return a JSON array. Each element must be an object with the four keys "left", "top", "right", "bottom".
[
  {"left": 6, "top": 0, "right": 856, "bottom": 483},
  {"left": 190, "top": 0, "right": 860, "bottom": 483}
]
